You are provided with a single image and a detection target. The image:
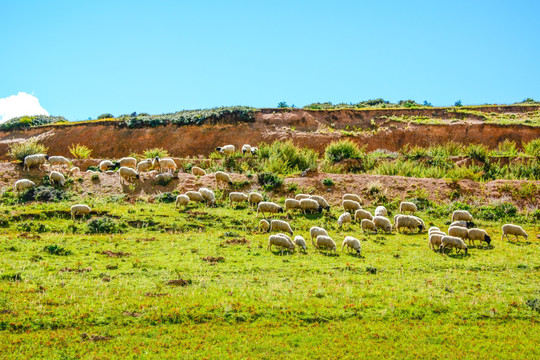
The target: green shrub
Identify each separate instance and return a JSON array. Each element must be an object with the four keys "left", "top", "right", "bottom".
[
  {"left": 524, "top": 138, "right": 540, "bottom": 158},
  {"left": 491, "top": 139, "right": 518, "bottom": 157},
  {"left": 325, "top": 140, "right": 363, "bottom": 163},
  {"left": 258, "top": 140, "right": 318, "bottom": 174},
  {"left": 466, "top": 144, "right": 488, "bottom": 162},
  {"left": 476, "top": 203, "right": 517, "bottom": 221},
  {"left": 87, "top": 218, "right": 123, "bottom": 234},
  {"left": 19, "top": 186, "right": 67, "bottom": 203},
  {"left": 43, "top": 245, "right": 72, "bottom": 256},
  {"left": 69, "top": 143, "right": 93, "bottom": 159},
  {"left": 454, "top": 100, "right": 463, "bottom": 107},
  {"left": 8, "top": 139, "right": 48, "bottom": 162},
  {"left": 257, "top": 172, "right": 283, "bottom": 191},
  {"left": 143, "top": 148, "right": 169, "bottom": 159},
  {"left": 0, "top": 115, "right": 67, "bottom": 131},
  {"left": 156, "top": 192, "right": 176, "bottom": 203},
  {"left": 322, "top": 178, "right": 334, "bottom": 186},
  {"left": 97, "top": 113, "right": 114, "bottom": 119}
]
